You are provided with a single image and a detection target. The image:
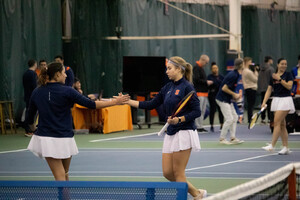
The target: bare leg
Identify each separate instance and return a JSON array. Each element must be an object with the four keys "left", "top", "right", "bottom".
[
  {"left": 271, "top": 111, "right": 289, "bottom": 147},
  {"left": 62, "top": 157, "right": 72, "bottom": 181},
  {"left": 173, "top": 149, "right": 204, "bottom": 198},
  {"left": 280, "top": 118, "right": 289, "bottom": 147},
  {"left": 45, "top": 157, "right": 67, "bottom": 181}
]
